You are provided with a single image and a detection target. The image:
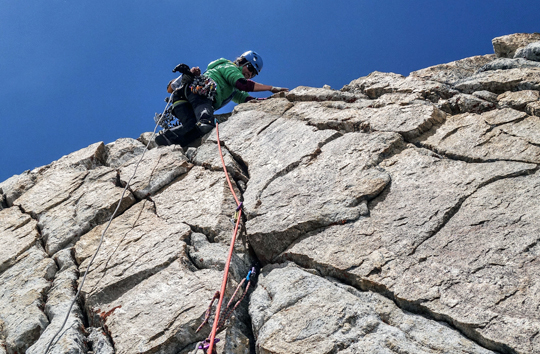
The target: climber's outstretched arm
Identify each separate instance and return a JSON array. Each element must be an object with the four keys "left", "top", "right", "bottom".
[{"left": 253, "top": 82, "right": 289, "bottom": 93}]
